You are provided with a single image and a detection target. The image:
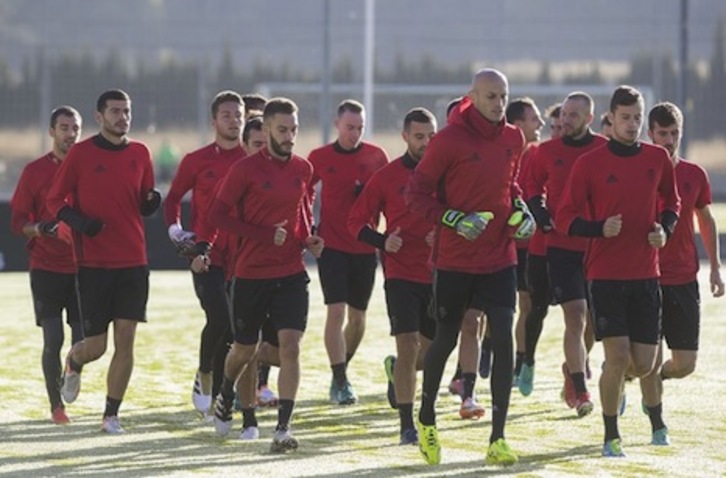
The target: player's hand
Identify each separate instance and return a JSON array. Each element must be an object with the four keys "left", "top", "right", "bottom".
[
  {"left": 710, "top": 268, "right": 724, "bottom": 297},
  {"left": 602, "top": 214, "right": 622, "bottom": 238},
  {"left": 305, "top": 234, "right": 324, "bottom": 258},
  {"left": 190, "top": 254, "right": 210, "bottom": 273},
  {"left": 647, "top": 222, "right": 666, "bottom": 248},
  {"left": 168, "top": 223, "right": 196, "bottom": 245},
  {"left": 140, "top": 188, "right": 162, "bottom": 216},
  {"left": 442, "top": 209, "right": 494, "bottom": 241},
  {"left": 424, "top": 229, "right": 435, "bottom": 247},
  {"left": 36, "top": 221, "right": 59, "bottom": 237},
  {"left": 273, "top": 220, "right": 288, "bottom": 246},
  {"left": 384, "top": 226, "right": 403, "bottom": 253},
  {"left": 177, "top": 240, "right": 211, "bottom": 258},
  {"left": 82, "top": 218, "right": 103, "bottom": 237},
  {"left": 508, "top": 198, "right": 536, "bottom": 240}
]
